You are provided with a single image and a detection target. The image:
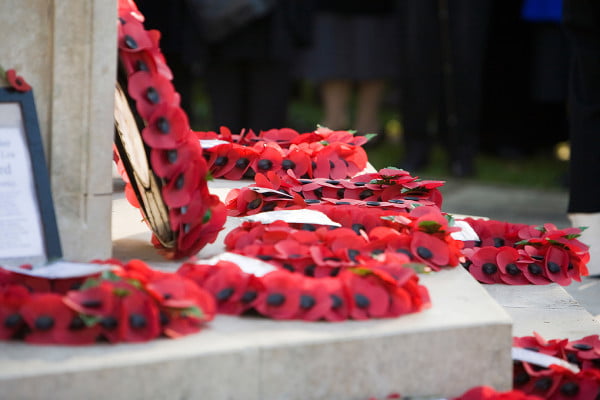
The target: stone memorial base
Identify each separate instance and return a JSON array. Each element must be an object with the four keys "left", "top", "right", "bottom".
[
  {"left": 0, "top": 180, "right": 514, "bottom": 399},
  {"left": 0, "top": 267, "right": 512, "bottom": 400}
]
